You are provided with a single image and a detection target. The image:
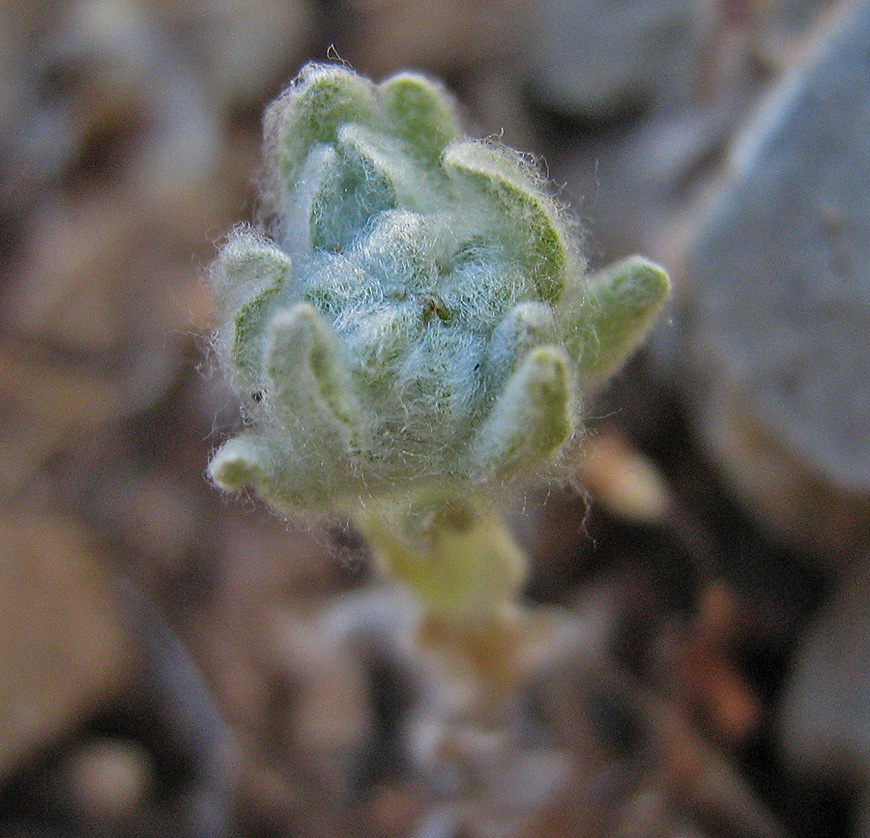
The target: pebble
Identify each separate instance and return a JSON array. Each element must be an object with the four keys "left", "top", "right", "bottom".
[
  {"left": 779, "top": 565, "right": 870, "bottom": 834},
  {"left": 664, "top": 0, "right": 870, "bottom": 554},
  {"left": 523, "top": 0, "right": 711, "bottom": 121},
  {"left": 0, "top": 513, "right": 131, "bottom": 777},
  {"left": 64, "top": 738, "right": 154, "bottom": 823}
]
